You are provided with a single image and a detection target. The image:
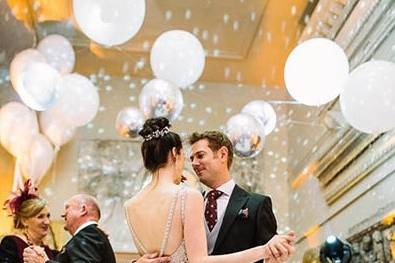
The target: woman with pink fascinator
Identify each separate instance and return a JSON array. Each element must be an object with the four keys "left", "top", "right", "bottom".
[{"left": 0, "top": 180, "right": 58, "bottom": 263}]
